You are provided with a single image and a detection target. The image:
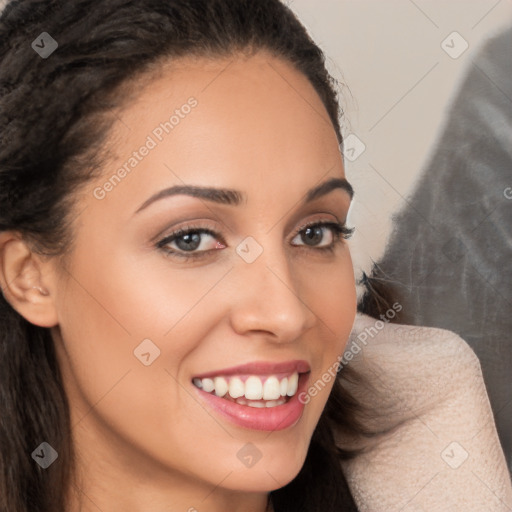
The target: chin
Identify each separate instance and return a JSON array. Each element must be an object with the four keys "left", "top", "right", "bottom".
[{"left": 223, "top": 443, "right": 309, "bottom": 493}]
